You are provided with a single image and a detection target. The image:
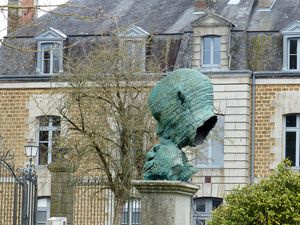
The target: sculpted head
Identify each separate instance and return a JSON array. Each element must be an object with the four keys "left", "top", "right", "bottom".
[{"left": 148, "top": 69, "right": 217, "bottom": 148}]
